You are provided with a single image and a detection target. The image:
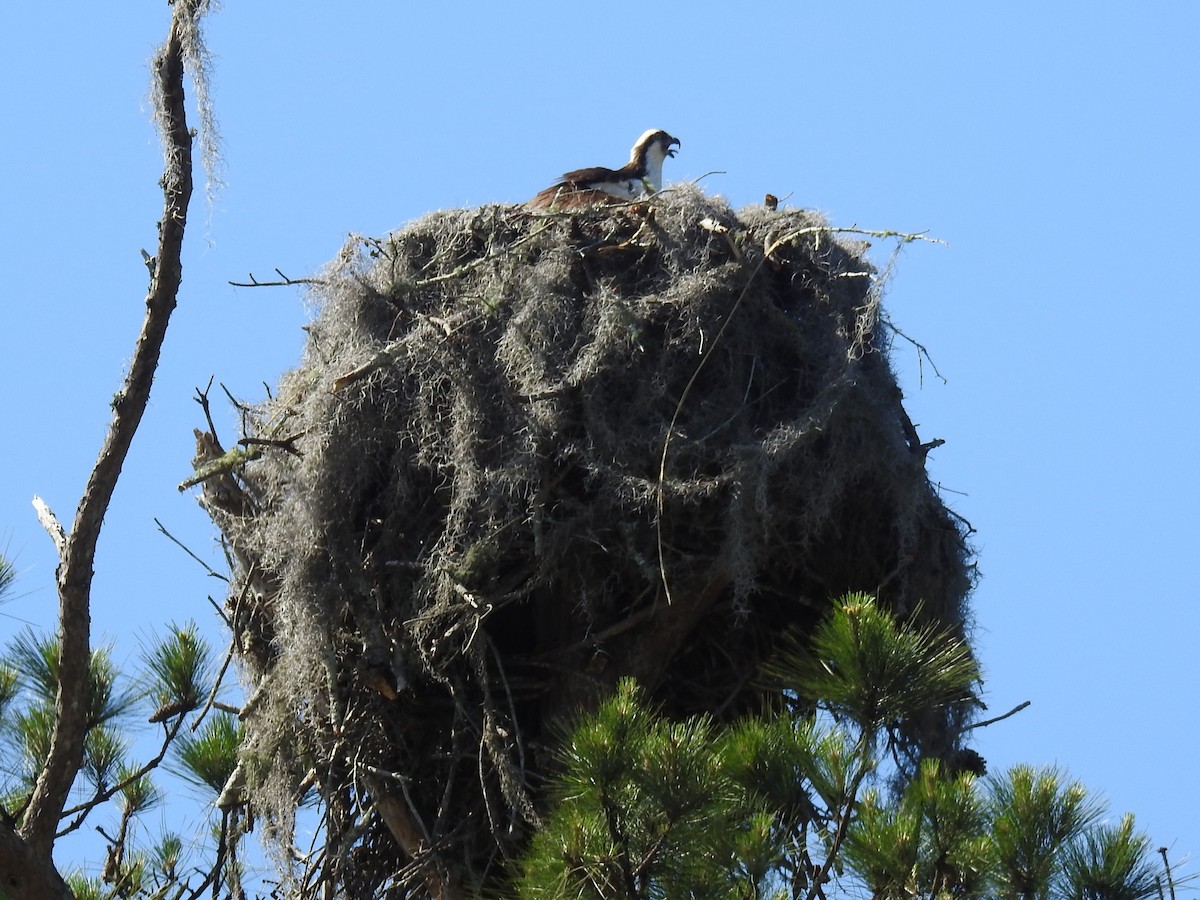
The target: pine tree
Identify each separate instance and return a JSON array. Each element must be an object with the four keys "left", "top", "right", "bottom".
[{"left": 514, "top": 595, "right": 1165, "bottom": 900}]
